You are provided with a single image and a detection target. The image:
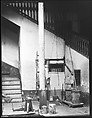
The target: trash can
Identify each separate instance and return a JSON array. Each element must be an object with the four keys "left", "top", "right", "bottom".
[
  {"left": 24, "top": 96, "right": 33, "bottom": 113},
  {"left": 48, "top": 104, "right": 56, "bottom": 114},
  {"left": 40, "top": 105, "right": 48, "bottom": 114}
]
